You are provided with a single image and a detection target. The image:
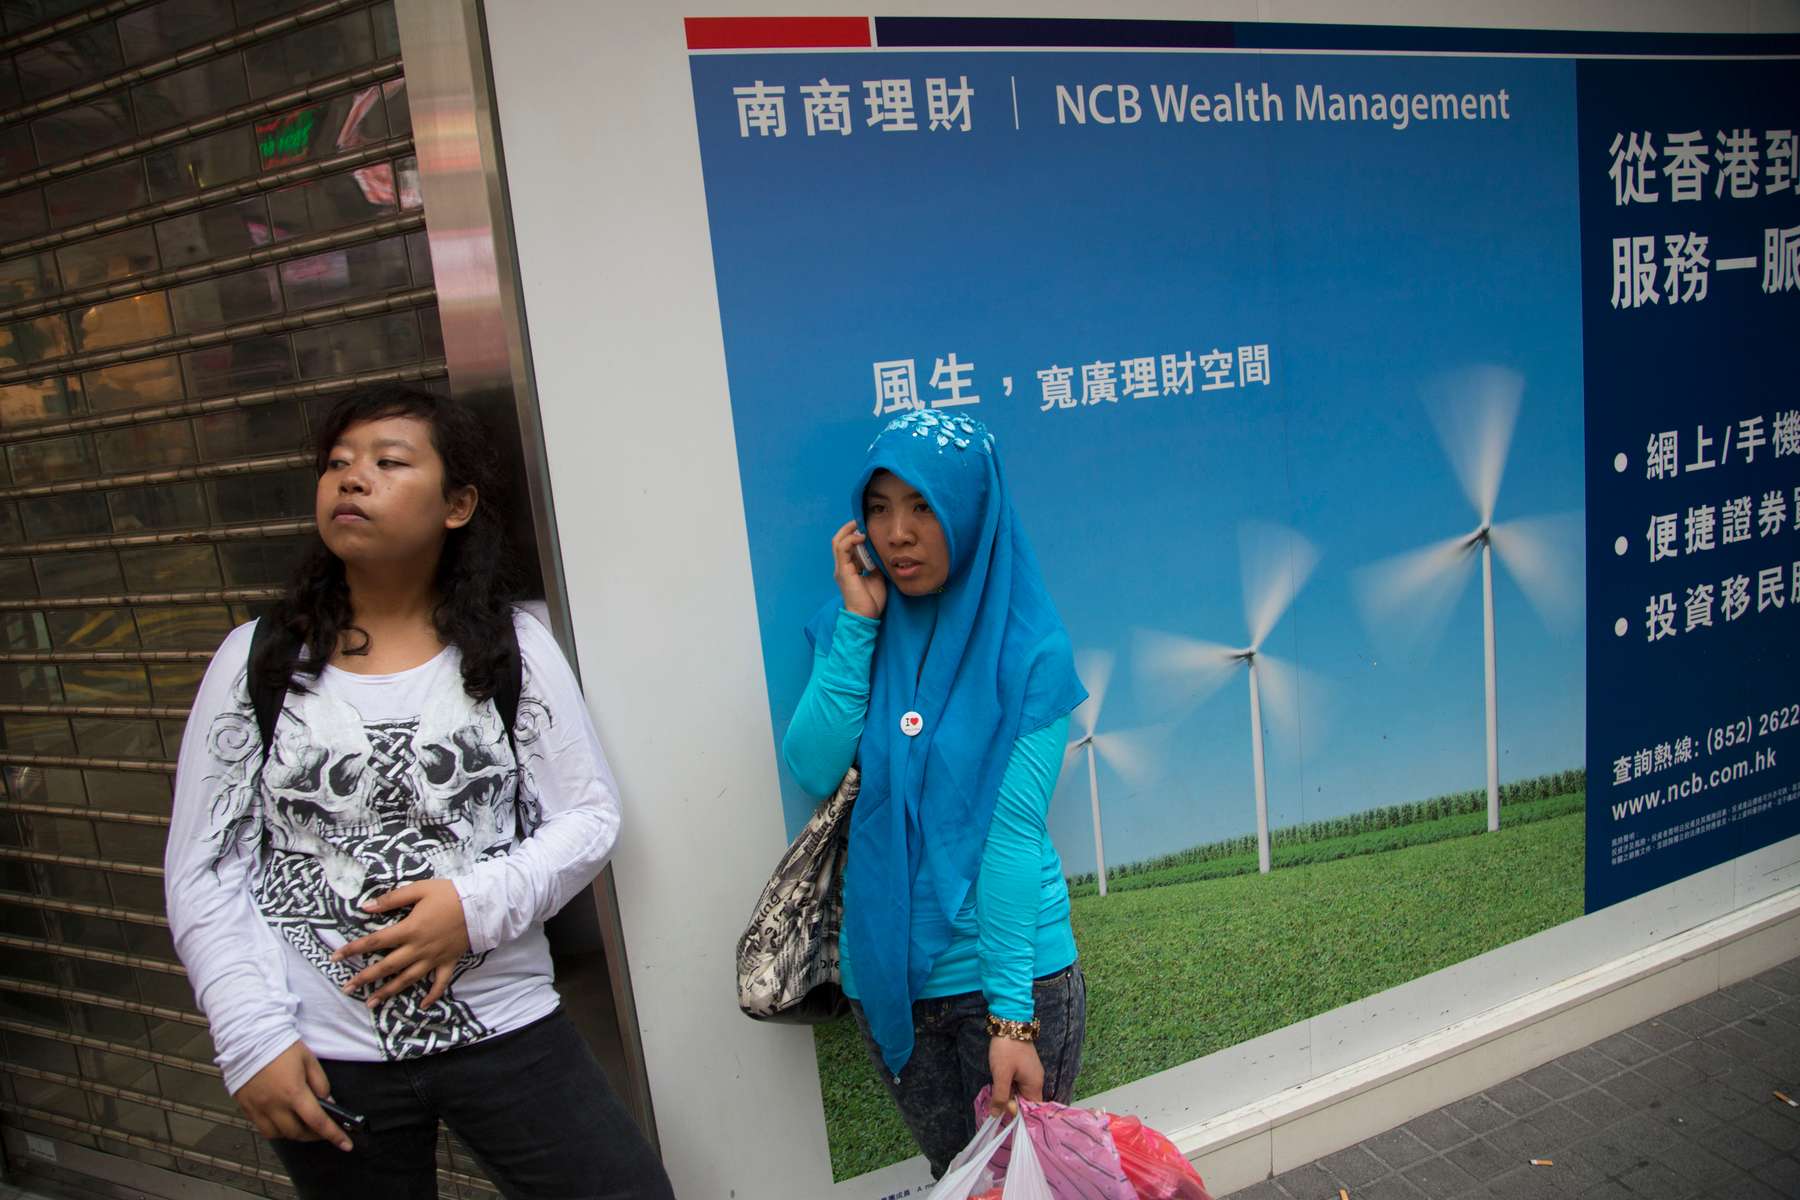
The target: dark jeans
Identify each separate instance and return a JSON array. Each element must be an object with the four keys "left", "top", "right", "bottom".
[
  {"left": 269, "top": 1009, "right": 673, "bottom": 1200},
  {"left": 850, "top": 963, "right": 1087, "bottom": 1177}
]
